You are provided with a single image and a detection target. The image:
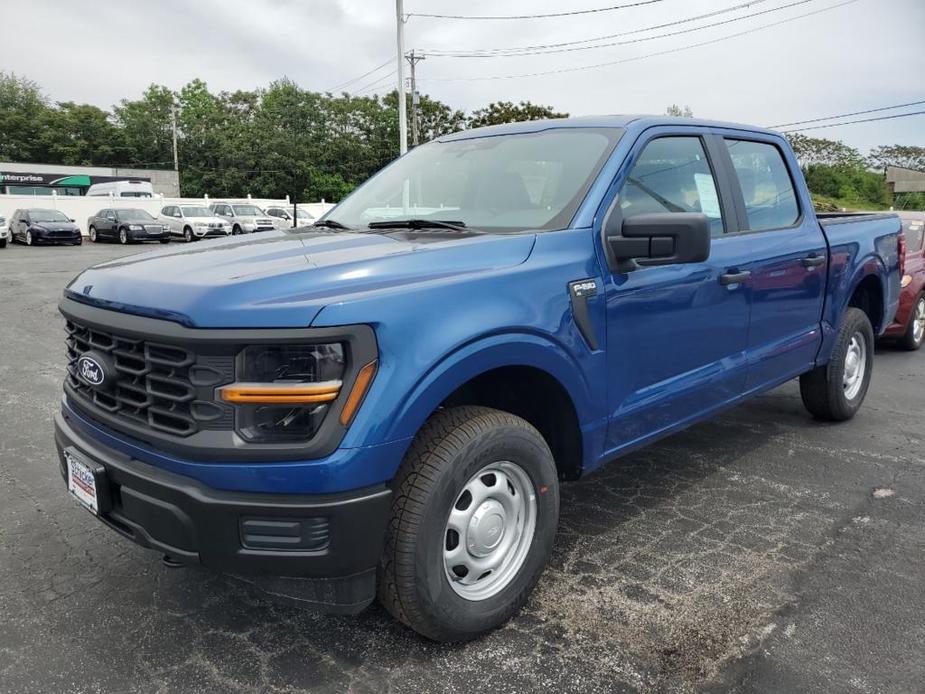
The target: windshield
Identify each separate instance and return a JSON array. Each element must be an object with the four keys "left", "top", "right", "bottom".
[
  {"left": 296, "top": 208, "right": 315, "bottom": 219},
  {"left": 181, "top": 206, "right": 213, "bottom": 217},
  {"left": 232, "top": 204, "right": 264, "bottom": 216},
  {"left": 329, "top": 128, "right": 621, "bottom": 231},
  {"left": 118, "top": 209, "right": 156, "bottom": 221},
  {"left": 30, "top": 210, "right": 70, "bottom": 223},
  {"left": 120, "top": 192, "right": 153, "bottom": 198}
]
